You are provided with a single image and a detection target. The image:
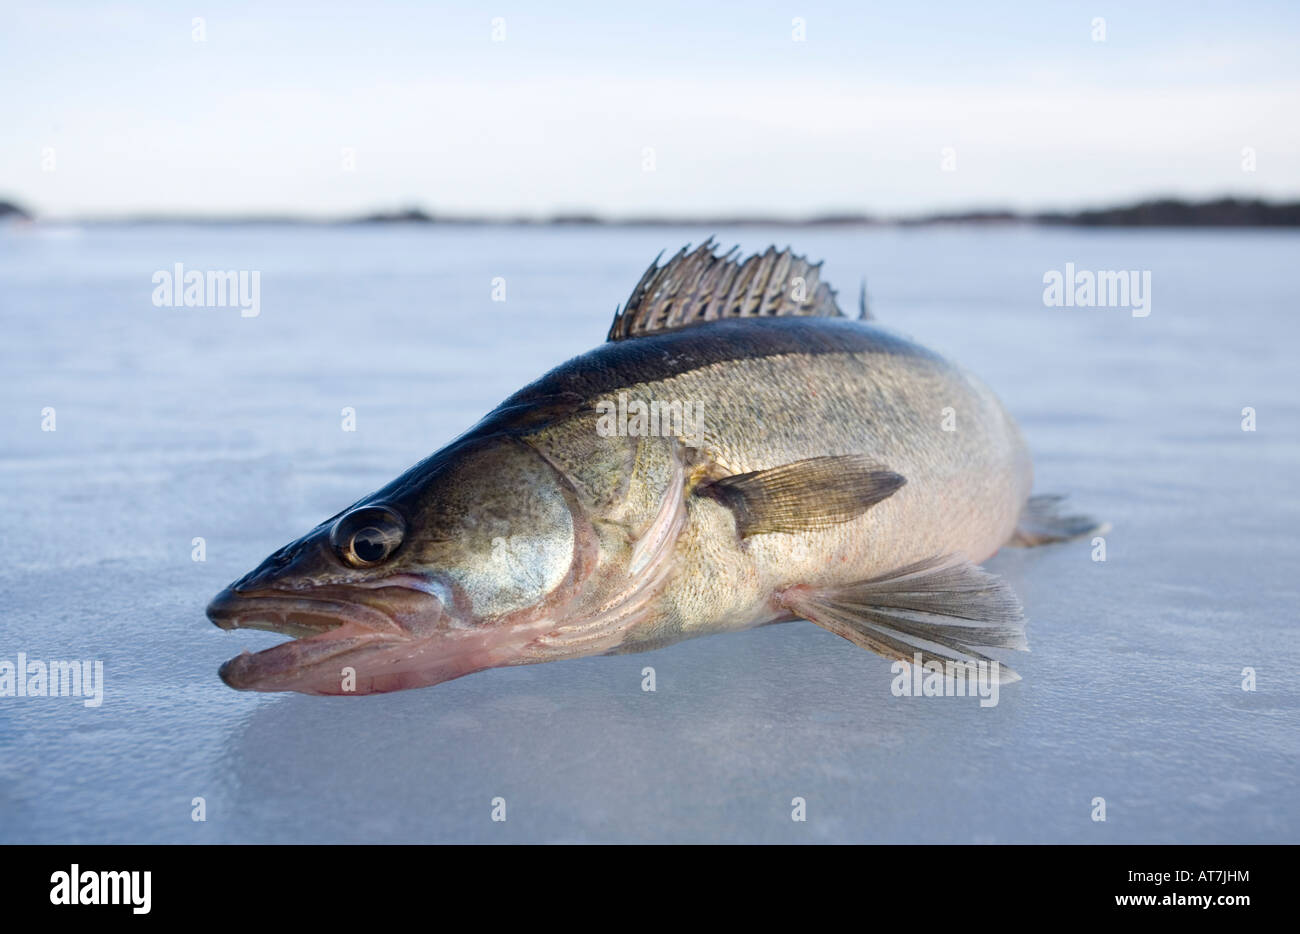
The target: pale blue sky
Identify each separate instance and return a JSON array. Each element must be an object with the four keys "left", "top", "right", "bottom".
[{"left": 3, "top": 1, "right": 1298, "bottom": 218}]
